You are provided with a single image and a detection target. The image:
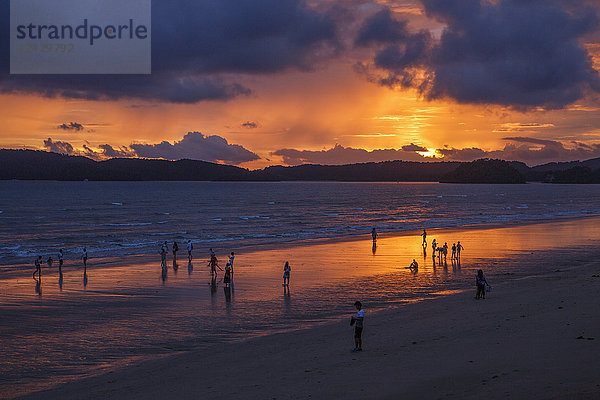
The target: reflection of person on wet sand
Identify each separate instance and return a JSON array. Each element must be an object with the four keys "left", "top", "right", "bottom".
[
  {"left": 283, "top": 261, "right": 291, "bottom": 286},
  {"left": 83, "top": 268, "right": 88, "bottom": 288},
  {"left": 188, "top": 260, "right": 193, "bottom": 275},
  {"left": 372, "top": 241, "right": 377, "bottom": 255},
  {"left": 408, "top": 259, "right": 418, "bottom": 272}
]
